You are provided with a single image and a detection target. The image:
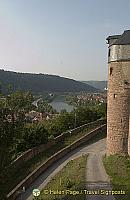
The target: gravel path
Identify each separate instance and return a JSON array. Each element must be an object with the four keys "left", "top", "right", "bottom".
[{"left": 17, "top": 137, "right": 114, "bottom": 200}]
